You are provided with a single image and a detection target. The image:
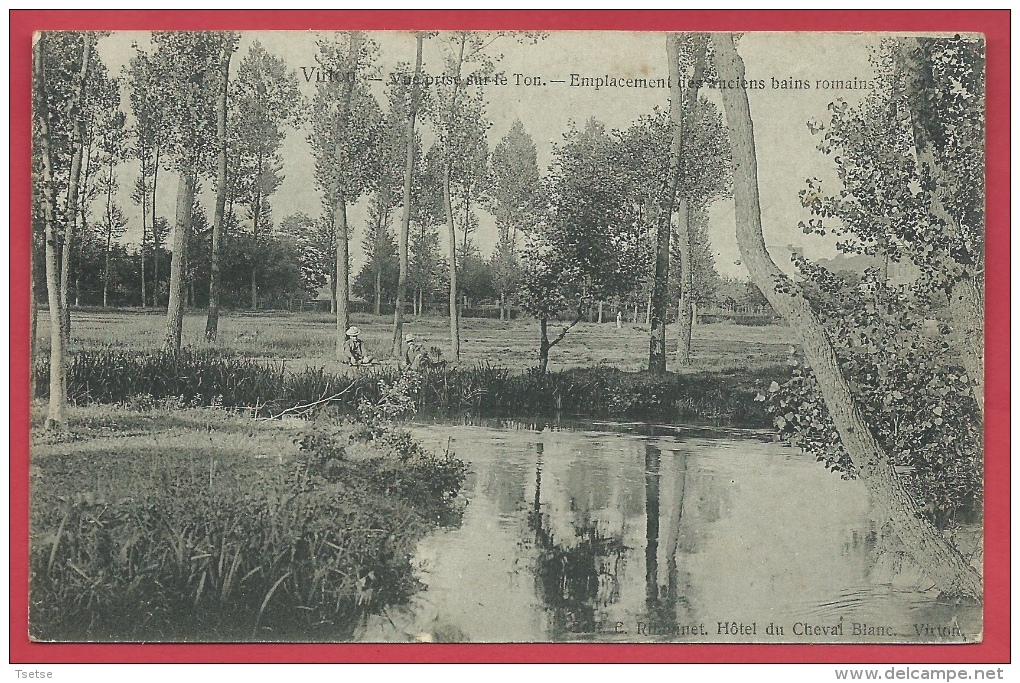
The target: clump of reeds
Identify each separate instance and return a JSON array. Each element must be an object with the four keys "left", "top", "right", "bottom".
[
  {"left": 30, "top": 420, "right": 467, "bottom": 641},
  {"left": 34, "top": 349, "right": 786, "bottom": 427}
]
